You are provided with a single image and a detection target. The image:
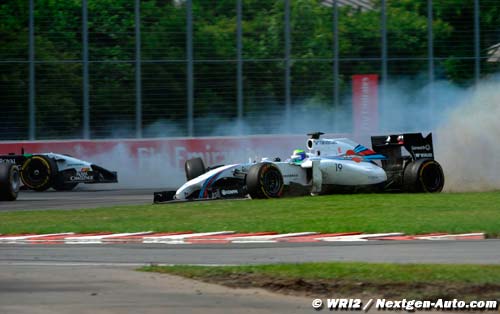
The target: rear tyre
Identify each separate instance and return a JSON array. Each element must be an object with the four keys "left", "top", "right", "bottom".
[
  {"left": 185, "top": 157, "right": 206, "bottom": 181},
  {"left": 403, "top": 159, "right": 444, "bottom": 193},
  {"left": 0, "top": 163, "right": 20, "bottom": 201},
  {"left": 20, "top": 155, "right": 57, "bottom": 191},
  {"left": 246, "top": 163, "right": 284, "bottom": 199}
]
